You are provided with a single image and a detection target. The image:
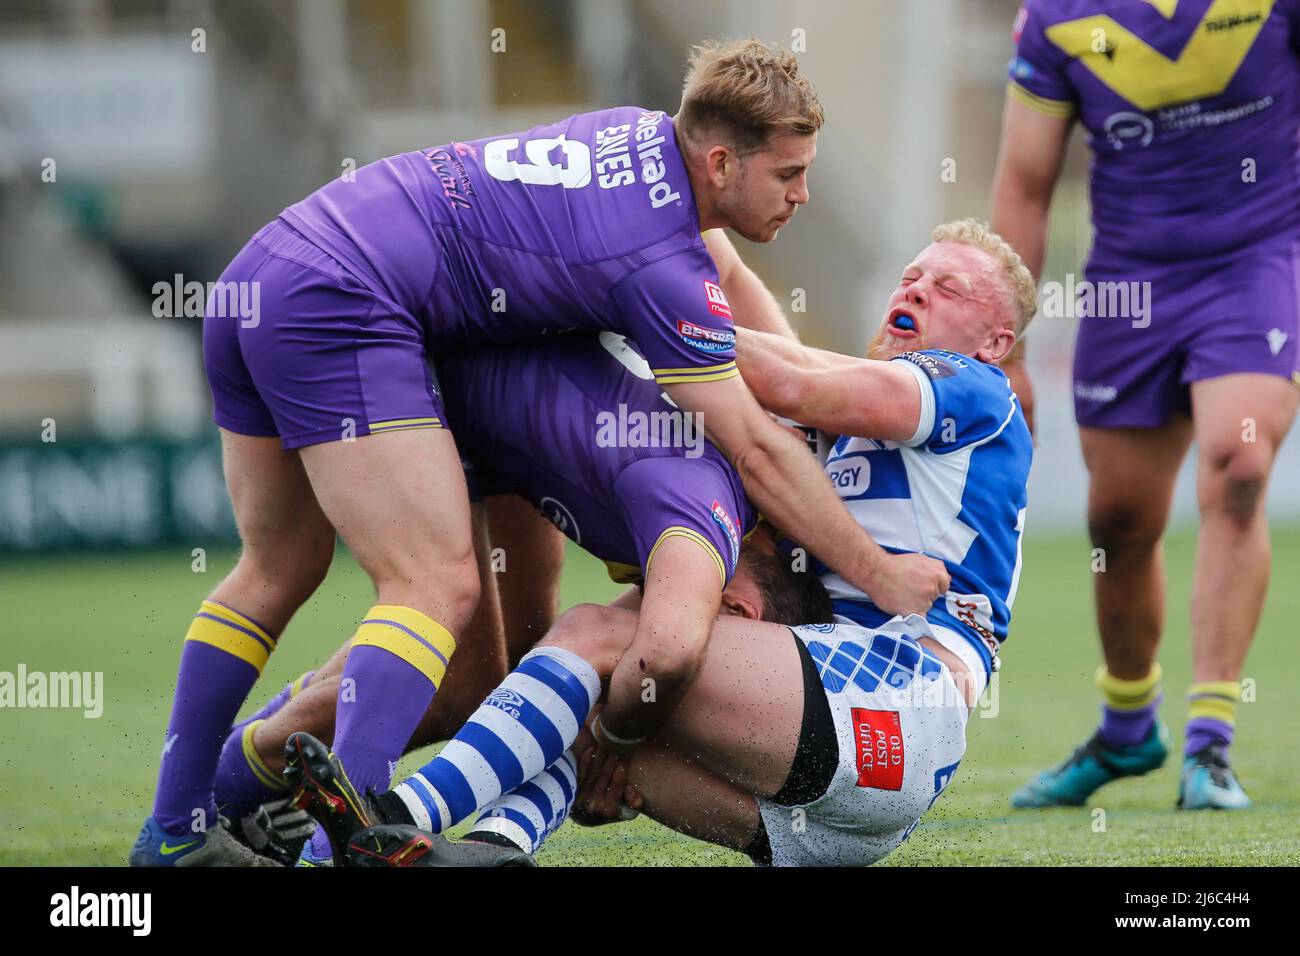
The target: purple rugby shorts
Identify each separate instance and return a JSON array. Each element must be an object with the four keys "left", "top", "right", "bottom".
[
  {"left": 1073, "top": 236, "right": 1300, "bottom": 429},
  {"left": 202, "top": 218, "right": 443, "bottom": 449}
]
